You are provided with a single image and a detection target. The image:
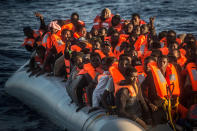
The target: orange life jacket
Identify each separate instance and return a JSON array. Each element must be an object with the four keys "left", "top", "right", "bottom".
[
  {"left": 149, "top": 62, "right": 180, "bottom": 98},
  {"left": 186, "top": 63, "right": 197, "bottom": 91},
  {"left": 160, "top": 47, "right": 169, "bottom": 55},
  {"left": 73, "top": 32, "right": 81, "bottom": 39},
  {"left": 64, "top": 59, "right": 70, "bottom": 78},
  {"left": 51, "top": 34, "right": 65, "bottom": 54},
  {"left": 64, "top": 19, "right": 85, "bottom": 27},
  {"left": 93, "top": 15, "right": 114, "bottom": 29},
  {"left": 177, "top": 53, "right": 187, "bottom": 67},
  {"left": 109, "top": 64, "right": 125, "bottom": 85},
  {"left": 134, "top": 35, "right": 148, "bottom": 54},
  {"left": 160, "top": 37, "right": 182, "bottom": 48},
  {"left": 139, "top": 20, "right": 146, "bottom": 25},
  {"left": 141, "top": 51, "right": 152, "bottom": 65},
  {"left": 71, "top": 45, "right": 82, "bottom": 52},
  {"left": 113, "top": 23, "right": 123, "bottom": 32},
  {"left": 61, "top": 23, "right": 75, "bottom": 32},
  {"left": 113, "top": 37, "right": 127, "bottom": 58},
  {"left": 42, "top": 32, "right": 52, "bottom": 50},
  {"left": 114, "top": 84, "right": 137, "bottom": 97},
  {"left": 83, "top": 63, "right": 103, "bottom": 80},
  {"left": 135, "top": 65, "right": 147, "bottom": 84},
  {"left": 22, "top": 38, "right": 35, "bottom": 47},
  {"left": 179, "top": 48, "right": 186, "bottom": 56}
]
